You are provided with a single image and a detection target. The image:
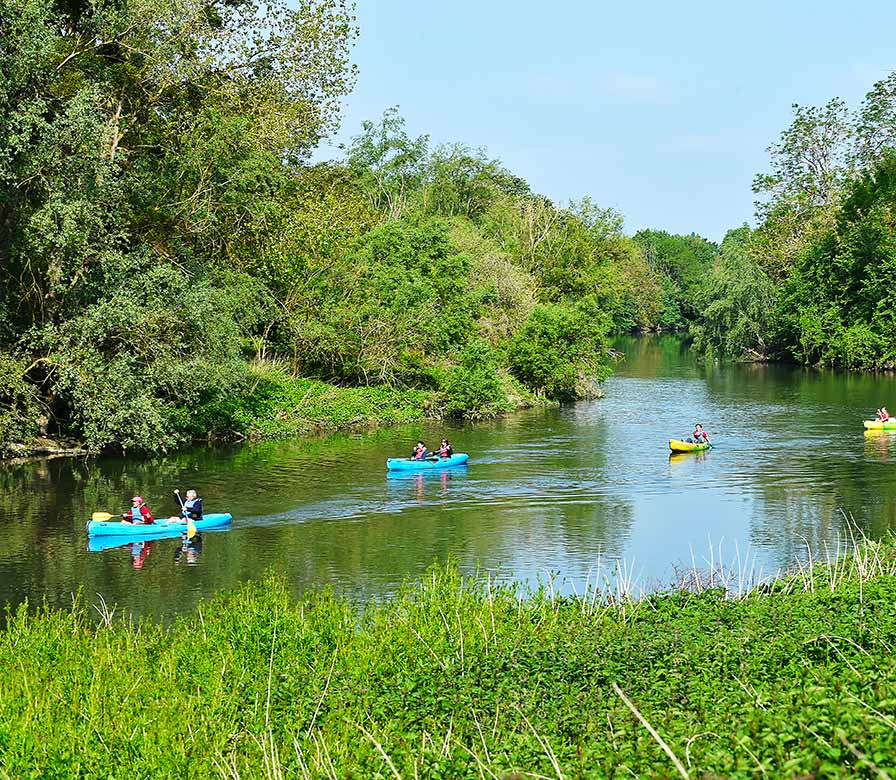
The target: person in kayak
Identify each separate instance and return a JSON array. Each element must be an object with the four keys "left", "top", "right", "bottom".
[
  {"left": 687, "top": 424, "right": 711, "bottom": 445},
  {"left": 174, "top": 488, "right": 203, "bottom": 521},
  {"left": 122, "top": 496, "right": 155, "bottom": 525},
  {"left": 410, "top": 441, "right": 429, "bottom": 460},
  {"left": 436, "top": 439, "right": 453, "bottom": 458},
  {"left": 877, "top": 407, "right": 891, "bottom": 422}
]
